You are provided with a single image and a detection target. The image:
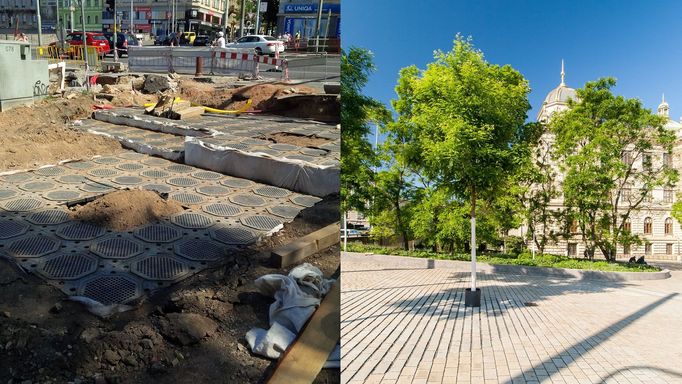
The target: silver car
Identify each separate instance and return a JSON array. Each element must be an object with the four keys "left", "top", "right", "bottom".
[{"left": 227, "top": 35, "right": 285, "bottom": 56}]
